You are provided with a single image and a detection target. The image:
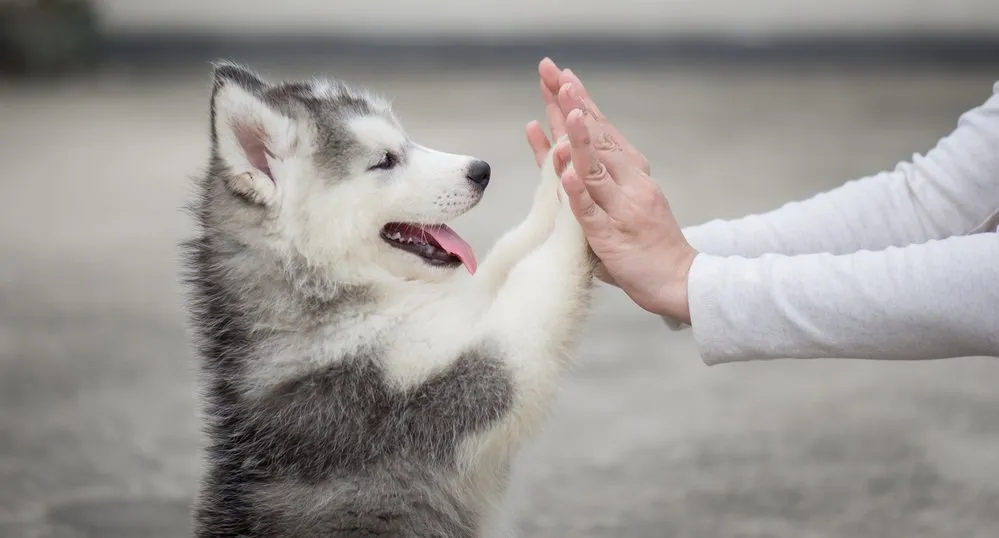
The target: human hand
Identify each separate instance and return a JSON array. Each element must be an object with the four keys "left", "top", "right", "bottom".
[
  {"left": 524, "top": 58, "right": 658, "bottom": 289},
  {"left": 557, "top": 83, "right": 698, "bottom": 323},
  {"left": 525, "top": 58, "right": 650, "bottom": 176}
]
